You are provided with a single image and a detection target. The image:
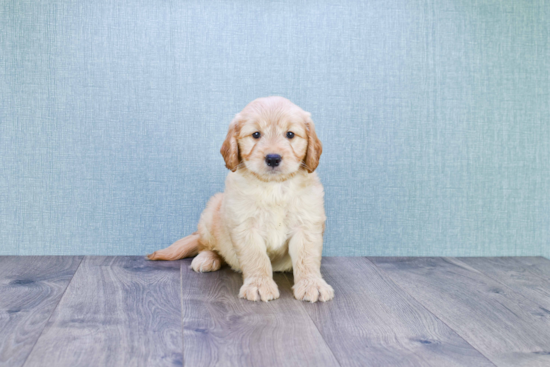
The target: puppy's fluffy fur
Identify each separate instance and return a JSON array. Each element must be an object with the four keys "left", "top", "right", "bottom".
[{"left": 148, "top": 96, "right": 333, "bottom": 303}]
